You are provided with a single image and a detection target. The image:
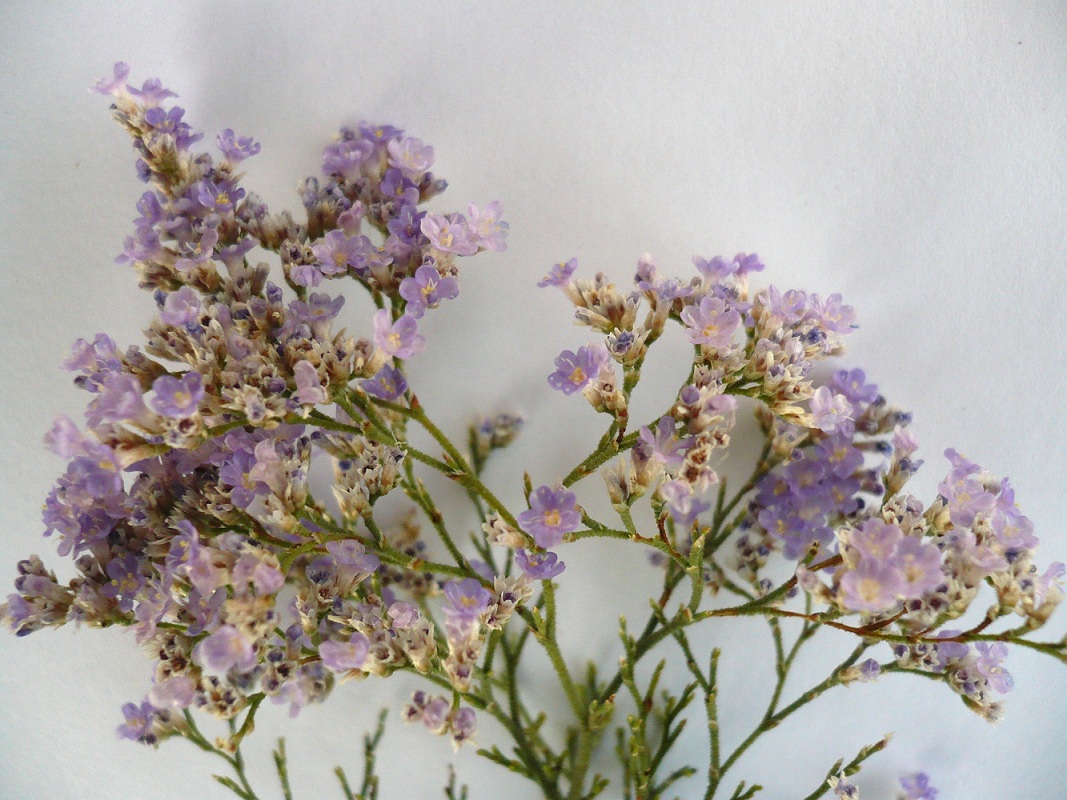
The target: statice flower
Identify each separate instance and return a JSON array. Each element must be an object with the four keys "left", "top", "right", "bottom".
[
  {"left": 898, "top": 773, "right": 938, "bottom": 800},
  {"left": 515, "top": 548, "right": 566, "bottom": 580},
  {"left": 539, "top": 257, "right": 579, "bottom": 288},
  {"left": 149, "top": 372, "right": 204, "bottom": 419},
  {"left": 216, "top": 128, "right": 261, "bottom": 162},
  {"left": 680, "top": 295, "right": 742, "bottom": 349},
  {"left": 518, "top": 485, "right": 581, "bottom": 548},
  {"left": 421, "top": 212, "right": 479, "bottom": 256},
  {"left": 373, "top": 310, "right": 425, "bottom": 360},
  {"left": 361, "top": 365, "right": 408, "bottom": 401},
  {"left": 467, "top": 201, "right": 509, "bottom": 251},
  {"left": 319, "top": 633, "right": 370, "bottom": 673},
  {"left": 399, "top": 264, "right": 460, "bottom": 318},
  {"left": 192, "top": 625, "right": 257, "bottom": 674},
  {"left": 547, "top": 343, "right": 611, "bottom": 395}
]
